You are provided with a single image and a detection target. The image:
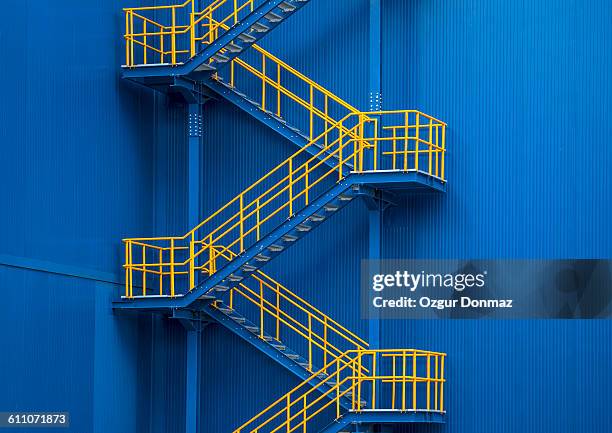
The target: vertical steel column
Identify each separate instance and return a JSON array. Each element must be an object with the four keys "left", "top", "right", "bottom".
[
  {"left": 364, "top": 0, "right": 382, "bottom": 172},
  {"left": 366, "top": 0, "right": 382, "bottom": 416},
  {"left": 186, "top": 102, "right": 203, "bottom": 433},
  {"left": 367, "top": 0, "right": 382, "bottom": 350}
]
